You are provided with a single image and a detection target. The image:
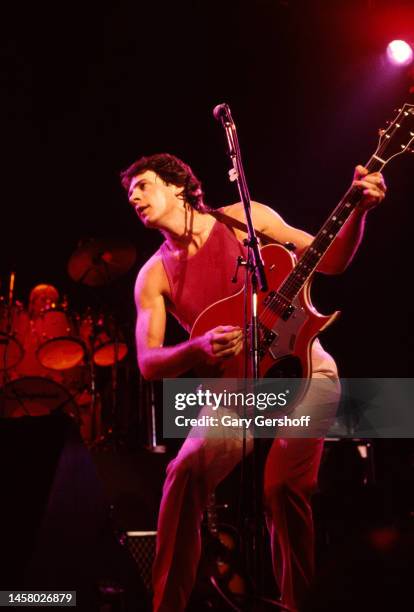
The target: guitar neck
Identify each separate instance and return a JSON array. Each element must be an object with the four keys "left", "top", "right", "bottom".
[{"left": 279, "top": 155, "right": 385, "bottom": 302}]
